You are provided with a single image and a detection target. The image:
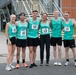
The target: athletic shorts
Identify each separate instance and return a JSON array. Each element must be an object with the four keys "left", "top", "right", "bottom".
[
  {"left": 63, "top": 39, "right": 75, "bottom": 48},
  {"left": 16, "top": 38, "right": 27, "bottom": 48},
  {"left": 6, "top": 37, "right": 16, "bottom": 45},
  {"left": 27, "top": 37, "right": 39, "bottom": 46},
  {"left": 50, "top": 37, "right": 62, "bottom": 46}
]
